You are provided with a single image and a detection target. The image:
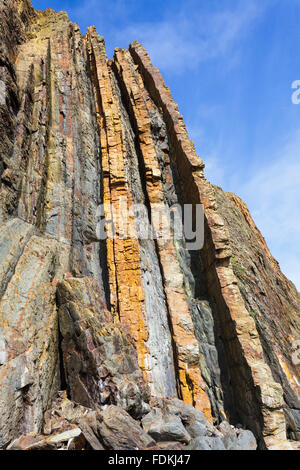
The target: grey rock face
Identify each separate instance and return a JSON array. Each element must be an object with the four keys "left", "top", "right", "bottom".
[
  {"left": 218, "top": 421, "right": 257, "bottom": 450},
  {"left": 162, "top": 397, "right": 215, "bottom": 433},
  {"left": 56, "top": 277, "right": 150, "bottom": 418},
  {"left": 0, "top": 218, "right": 34, "bottom": 299},
  {"left": 0, "top": 234, "right": 61, "bottom": 448},
  {"left": 187, "top": 436, "right": 226, "bottom": 450},
  {"left": 142, "top": 408, "right": 191, "bottom": 443},
  {"left": 112, "top": 73, "right": 178, "bottom": 398},
  {"left": 218, "top": 421, "right": 238, "bottom": 450},
  {"left": 236, "top": 430, "right": 257, "bottom": 450},
  {"left": 98, "top": 406, "right": 155, "bottom": 450}
]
